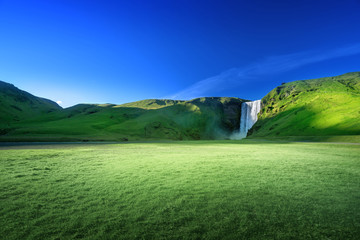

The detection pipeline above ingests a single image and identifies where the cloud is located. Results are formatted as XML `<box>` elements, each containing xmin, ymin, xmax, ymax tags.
<box><xmin>56</xmin><ymin>100</ymin><xmax>62</xmax><ymax>105</ymax></box>
<box><xmin>168</xmin><ymin>43</ymin><xmax>360</xmax><ymax>100</ymax></box>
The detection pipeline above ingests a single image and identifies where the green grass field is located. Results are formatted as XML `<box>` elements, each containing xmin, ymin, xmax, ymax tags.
<box><xmin>1</xmin><ymin>141</ymin><xmax>359</xmax><ymax>239</ymax></box>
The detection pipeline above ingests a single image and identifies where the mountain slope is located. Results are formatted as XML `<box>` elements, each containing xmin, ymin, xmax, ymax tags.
<box><xmin>0</xmin><ymin>95</ymin><xmax>246</xmax><ymax>141</ymax></box>
<box><xmin>0</xmin><ymin>81</ymin><xmax>61</xmax><ymax>125</ymax></box>
<box><xmin>248</xmin><ymin>72</ymin><xmax>360</xmax><ymax>139</ymax></box>
<box><xmin>1</xmin><ymin>72</ymin><xmax>359</xmax><ymax>142</ymax></box>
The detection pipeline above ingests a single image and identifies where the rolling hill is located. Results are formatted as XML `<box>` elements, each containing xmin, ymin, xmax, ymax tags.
<box><xmin>248</xmin><ymin>72</ymin><xmax>360</xmax><ymax>141</ymax></box>
<box><xmin>0</xmin><ymin>81</ymin><xmax>61</xmax><ymax>122</ymax></box>
<box><xmin>0</xmin><ymin>72</ymin><xmax>359</xmax><ymax>142</ymax></box>
<box><xmin>0</xmin><ymin>81</ymin><xmax>61</xmax><ymax>136</ymax></box>
<box><xmin>0</xmin><ymin>92</ymin><xmax>246</xmax><ymax>141</ymax></box>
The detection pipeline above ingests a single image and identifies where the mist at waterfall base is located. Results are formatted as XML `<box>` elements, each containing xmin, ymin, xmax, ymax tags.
<box><xmin>231</xmin><ymin>100</ymin><xmax>261</xmax><ymax>140</ymax></box>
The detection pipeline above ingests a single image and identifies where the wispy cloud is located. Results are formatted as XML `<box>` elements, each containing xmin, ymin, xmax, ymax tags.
<box><xmin>168</xmin><ymin>43</ymin><xmax>360</xmax><ymax>100</ymax></box>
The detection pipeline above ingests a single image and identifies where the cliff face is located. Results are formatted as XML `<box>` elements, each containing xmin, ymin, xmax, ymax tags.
<box><xmin>187</xmin><ymin>97</ymin><xmax>244</xmax><ymax>132</ymax></box>
<box><xmin>248</xmin><ymin>72</ymin><xmax>360</xmax><ymax>137</ymax></box>
<box><xmin>221</xmin><ymin>98</ymin><xmax>243</xmax><ymax>131</ymax></box>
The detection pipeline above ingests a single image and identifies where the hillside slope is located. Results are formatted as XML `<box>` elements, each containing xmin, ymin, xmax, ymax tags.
<box><xmin>1</xmin><ymin>72</ymin><xmax>359</xmax><ymax>142</ymax></box>
<box><xmin>0</xmin><ymin>80</ymin><xmax>61</xmax><ymax>126</ymax></box>
<box><xmin>0</xmin><ymin>93</ymin><xmax>246</xmax><ymax>141</ymax></box>
<box><xmin>248</xmin><ymin>72</ymin><xmax>360</xmax><ymax>139</ymax></box>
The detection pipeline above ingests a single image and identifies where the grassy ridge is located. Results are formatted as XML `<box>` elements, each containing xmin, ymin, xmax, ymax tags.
<box><xmin>1</xmin><ymin>72</ymin><xmax>360</xmax><ymax>142</ymax></box>
<box><xmin>1</xmin><ymin>97</ymin><xmax>245</xmax><ymax>141</ymax></box>
<box><xmin>0</xmin><ymin>81</ymin><xmax>61</xmax><ymax>124</ymax></box>
<box><xmin>1</xmin><ymin>141</ymin><xmax>359</xmax><ymax>239</ymax></box>
<box><xmin>249</xmin><ymin>72</ymin><xmax>360</xmax><ymax>139</ymax></box>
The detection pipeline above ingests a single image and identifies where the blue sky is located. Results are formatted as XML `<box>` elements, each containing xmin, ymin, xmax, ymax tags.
<box><xmin>1</xmin><ymin>0</ymin><xmax>360</xmax><ymax>107</ymax></box>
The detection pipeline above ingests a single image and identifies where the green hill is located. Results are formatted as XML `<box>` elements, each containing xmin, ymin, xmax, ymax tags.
<box><xmin>1</xmin><ymin>72</ymin><xmax>359</xmax><ymax>142</ymax></box>
<box><xmin>0</xmin><ymin>81</ymin><xmax>61</xmax><ymax>122</ymax></box>
<box><xmin>0</xmin><ymin>93</ymin><xmax>246</xmax><ymax>141</ymax></box>
<box><xmin>248</xmin><ymin>72</ymin><xmax>360</xmax><ymax>141</ymax></box>
<box><xmin>0</xmin><ymin>81</ymin><xmax>61</xmax><ymax>135</ymax></box>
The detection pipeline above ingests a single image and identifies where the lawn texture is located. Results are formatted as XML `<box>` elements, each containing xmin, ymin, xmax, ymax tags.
<box><xmin>1</xmin><ymin>141</ymin><xmax>359</xmax><ymax>239</ymax></box>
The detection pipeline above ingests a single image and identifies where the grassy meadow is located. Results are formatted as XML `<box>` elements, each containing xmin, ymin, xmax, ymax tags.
<box><xmin>1</xmin><ymin>140</ymin><xmax>360</xmax><ymax>239</ymax></box>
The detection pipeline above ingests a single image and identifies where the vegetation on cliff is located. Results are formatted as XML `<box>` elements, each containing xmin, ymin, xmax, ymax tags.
<box><xmin>248</xmin><ymin>72</ymin><xmax>360</xmax><ymax>140</ymax></box>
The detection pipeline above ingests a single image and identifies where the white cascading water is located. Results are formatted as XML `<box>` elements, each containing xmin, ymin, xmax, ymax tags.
<box><xmin>235</xmin><ymin>100</ymin><xmax>261</xmax><ymax>139</ymax></box>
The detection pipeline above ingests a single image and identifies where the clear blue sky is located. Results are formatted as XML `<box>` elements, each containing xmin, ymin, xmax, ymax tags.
<box><xmin>1</xmin><ymin>0</ymin><xmax>360</xmax><ymax>107</ymax></box>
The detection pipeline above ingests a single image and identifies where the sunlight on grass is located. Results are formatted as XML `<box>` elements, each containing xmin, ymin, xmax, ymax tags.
<box><xmin>1</xmin><ymin>141</ymin><xmax>359</xmax><ymax>239</ymax></box>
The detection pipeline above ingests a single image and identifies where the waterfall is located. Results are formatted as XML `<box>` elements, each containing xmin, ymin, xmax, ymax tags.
<box><xmin>232</xmin><ymin>100</ymin><xmax>261</xmax><ymax>139</ymax></box>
